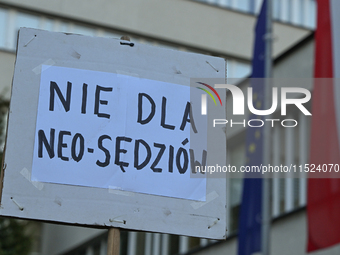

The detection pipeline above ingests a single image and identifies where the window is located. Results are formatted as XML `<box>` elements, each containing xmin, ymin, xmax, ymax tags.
<box><xmin>194</xmin><ymin>0</ymin><xmax>316</xmax><ymax>29</ymax></box>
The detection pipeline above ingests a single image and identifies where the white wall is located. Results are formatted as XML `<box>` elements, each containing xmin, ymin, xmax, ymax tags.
<box><xmin>193</xmin><ymin>210</ymin><xmax>340</xmax><ymax>255</ymax></box>
<box><xmin>41</xmin><ymin>223</ymin><xmax>105</xmax><ymax>255</ymax></box>
<box><xmin>0</xmin><ymin>0</ymin><xmax>311</xmax><ymax>60</ymax></box>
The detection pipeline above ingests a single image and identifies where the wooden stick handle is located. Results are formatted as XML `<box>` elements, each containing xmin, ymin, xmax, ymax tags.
<box><xmin>107</xmin><ymin>228</ymin><xmax>120</xmax><ymax>255</ymax></box>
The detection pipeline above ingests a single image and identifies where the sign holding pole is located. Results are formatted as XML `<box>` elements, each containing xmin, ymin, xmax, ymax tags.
<box><xmin>0</xmin><ymin>28</ymin><xmax>227</xmax><ymax>240</ymax></box>
<box><xmin>108</xmin><ymin>228</ymin><xmax>120</xmax><ymax>255</ymax></box>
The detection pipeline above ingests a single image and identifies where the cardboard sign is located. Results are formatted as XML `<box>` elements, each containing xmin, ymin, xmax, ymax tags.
<box><xmin>0</xmin><ymin>28</ymin><xmax>227</xmax><ymax>239</ymax></box>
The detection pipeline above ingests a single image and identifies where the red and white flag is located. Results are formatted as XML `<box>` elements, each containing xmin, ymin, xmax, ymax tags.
<box><xmin>307</xmin><ymin>0</ymin><xmax>340</xmax><ymax>252</ymax></box>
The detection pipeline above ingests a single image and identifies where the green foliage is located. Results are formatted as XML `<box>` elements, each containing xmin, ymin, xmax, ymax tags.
<box><xmin>0</xmin><ymin>147</ymin><xmax>32</xmax><ymax>254</ymax></box>
<box><xmin>0</xmin><ymin>219</ymin><xmax>32</xmax><ymax>255</ymax></box>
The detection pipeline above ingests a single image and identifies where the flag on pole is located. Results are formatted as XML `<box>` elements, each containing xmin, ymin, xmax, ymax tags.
<box><xmin>238</xmin><ymin>1</ymin><xmax>266</xmax><ymax>254</ymax></box>
<box><xmin>307</xmin><ymin>0</ymin><xmax>340</xmax><ymax>252</ymax></box>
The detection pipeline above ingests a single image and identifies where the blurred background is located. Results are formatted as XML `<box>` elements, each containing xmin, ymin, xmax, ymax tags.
<box><xmin>0</xmin><ymin>0</ymin><xmax>334</xmax><ymax>255</ymax></box>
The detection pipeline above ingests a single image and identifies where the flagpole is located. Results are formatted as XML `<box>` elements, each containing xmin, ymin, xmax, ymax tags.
<box><xmin>262</xmin><ymin>0</ymin><xmax>273</xmax><ymax>254</ymax></box>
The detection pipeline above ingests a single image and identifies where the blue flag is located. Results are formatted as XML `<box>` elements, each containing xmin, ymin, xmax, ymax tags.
<box><xmin>237</xmin><ymin>1</ymin><xmax>267</xmax><ymax>254</ymax></box>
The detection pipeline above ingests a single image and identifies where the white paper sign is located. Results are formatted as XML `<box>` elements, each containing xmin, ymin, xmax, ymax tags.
<box><xmin>32</xmin><ymin>65</ymin><xmax>206</xmax><ymax>201</ymax></box>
